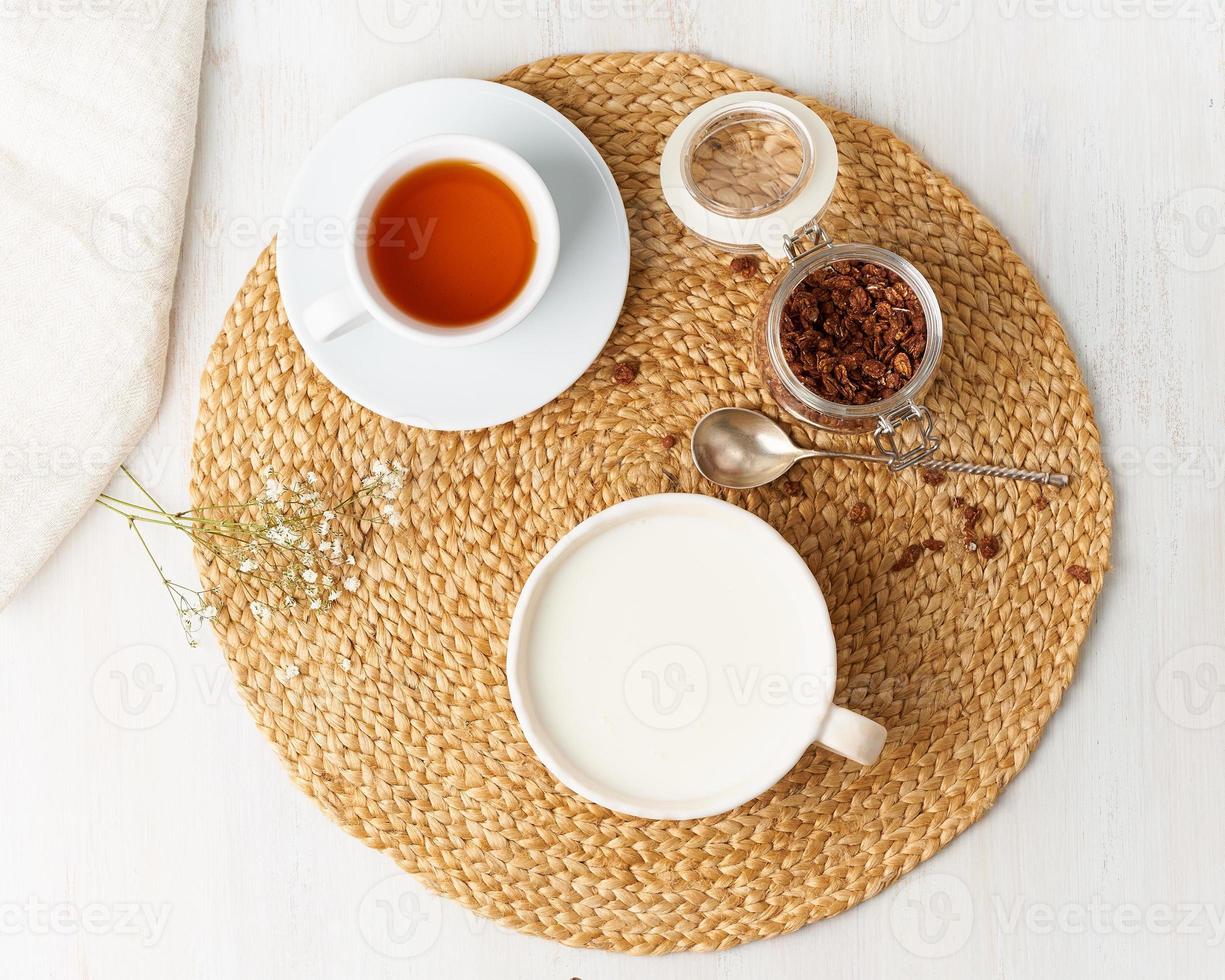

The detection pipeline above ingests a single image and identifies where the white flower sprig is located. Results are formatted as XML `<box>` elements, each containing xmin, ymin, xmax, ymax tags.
<box><xmin>97</xmin><ymin>460</ymin><xmax>407</xmax><ymax>647</ymax></box>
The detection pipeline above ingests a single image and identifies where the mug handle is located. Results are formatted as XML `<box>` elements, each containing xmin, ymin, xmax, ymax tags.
<box><xmin>302</xmin><ymin>286</ymin><xmax>368</xmax><ymax>342</ymax></box>
<box><xmin>815</xmin><ymin>705</ymin><xmax>886</xmax><ymax>765</ymax></box>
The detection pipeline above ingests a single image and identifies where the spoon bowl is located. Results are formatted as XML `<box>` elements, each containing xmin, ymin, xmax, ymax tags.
<box><xmin>691</xmin><ymin>408</ymin><xmax>806</xmax><ymax>489</ymax></box>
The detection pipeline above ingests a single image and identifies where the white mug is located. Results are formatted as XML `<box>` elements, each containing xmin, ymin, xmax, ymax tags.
<box><xmin>302</xmin><ymin>134</ymin><xmax>560</xmax><ymax>348</ymax></box>
<box><xmin>506</xmin><ymin>493</ymin><xmax>887</xmax><ymax>821</ymax></box>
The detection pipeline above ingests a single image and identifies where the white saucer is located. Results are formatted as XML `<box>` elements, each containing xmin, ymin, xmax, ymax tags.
<box><xmin>277</xmin><ymin>78</ymin><xmax>630</xmax><ymax>430</ymax></box>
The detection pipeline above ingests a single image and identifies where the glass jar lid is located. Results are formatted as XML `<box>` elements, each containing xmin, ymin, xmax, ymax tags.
<box><xmin>660</xmin><ymin>92</ymin><xmax>838</xmax><ymax>260</ymax></box>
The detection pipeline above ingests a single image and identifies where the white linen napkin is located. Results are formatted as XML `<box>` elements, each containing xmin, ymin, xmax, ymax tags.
<box><xmin>0</xmin><ymin>0</ymin><xmax>208</xmax><ymax>609</ymax></box>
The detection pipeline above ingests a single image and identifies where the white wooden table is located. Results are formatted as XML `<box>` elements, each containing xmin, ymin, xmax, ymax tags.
<box><xmin>3</xmin><ymin>2</ymin><xmax>1223</xmax><ymax>976</ymax></box>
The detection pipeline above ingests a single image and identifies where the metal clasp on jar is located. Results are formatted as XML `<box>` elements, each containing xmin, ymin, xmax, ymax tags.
<box><xmin>874</xmin><ymin>403</ymin><xmax>940</xmax><ymax>470</ymax></box>
<box><xmin>782</xmin><ymin>222</ymin><xmax>833</xmax><ymax>262</ymax></box>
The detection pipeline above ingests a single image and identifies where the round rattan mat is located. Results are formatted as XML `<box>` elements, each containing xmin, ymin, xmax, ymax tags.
<box><xmin>191</xmin><ymin>53</ymin><xmax>1112</xmax><ymax>954</ymax></box>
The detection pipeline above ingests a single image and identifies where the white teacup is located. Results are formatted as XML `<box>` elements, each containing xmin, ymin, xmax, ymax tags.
<box><xmin>302</xmin><ymin>134</ymin><xmax>560</xmax><ymax>348</ymax></box>
<box><xmin>507</xmin><ymin>494</ymin><xmax>887</xmax><ymax>821</ymax></box>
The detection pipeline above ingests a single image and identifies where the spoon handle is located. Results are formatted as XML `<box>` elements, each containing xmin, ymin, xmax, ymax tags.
<box><xmin>919</xmin><ymin>459</ymin><xmax>1070</xmax><ymax>487</ymax></box>
<box><xmin>801</xmin><ymin>449</ymin><xmax>1070</xmax><ymax>487</ymax></box>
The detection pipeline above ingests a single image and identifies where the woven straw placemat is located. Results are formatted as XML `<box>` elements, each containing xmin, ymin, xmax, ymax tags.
<box><xmin>190</xmin><ymin>53</ymin><xmax>1112</xmax><ymax>954</ymax></box>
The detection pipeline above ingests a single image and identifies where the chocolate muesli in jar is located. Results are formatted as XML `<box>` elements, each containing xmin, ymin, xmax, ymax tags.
<box><xmin>661</xmin><ymin>92</ymin><xmax>944</xmax><ymax>469</ymax></box>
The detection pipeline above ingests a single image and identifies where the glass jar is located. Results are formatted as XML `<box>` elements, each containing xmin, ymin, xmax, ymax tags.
<box><xmin>661</xmin><ymin>92</ymin><xmax>944</xmax><ymax>469</ymax></box>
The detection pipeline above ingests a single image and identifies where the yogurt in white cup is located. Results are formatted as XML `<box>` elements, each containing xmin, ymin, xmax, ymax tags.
<box><xmin>507</xmin><ymin>493</ymin><xmax>886</xmax><ymax>820</ymax></box>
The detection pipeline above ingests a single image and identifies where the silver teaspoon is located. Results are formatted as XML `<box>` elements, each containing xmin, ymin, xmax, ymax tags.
<box><xmin>691</xmin><ymin>408</ymin><xmax>1071</xmax><ymax>490</ymax></box>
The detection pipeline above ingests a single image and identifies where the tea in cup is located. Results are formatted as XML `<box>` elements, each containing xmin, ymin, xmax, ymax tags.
<box><xmin>303</xmin><ymin>134</ymin><xmax>560</xmax><ymax>347</ymax></box>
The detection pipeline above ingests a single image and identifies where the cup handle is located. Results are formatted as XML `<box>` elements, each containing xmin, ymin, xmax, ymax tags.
<box><xmin>301</xmin><ymin>286</ymin><xmax>368</xmax><ymax>342</ymax></box>
<box><xmin>815</xmin><ymin>705</ymin><xmax>886</xmax><ymax>766</ymax></box>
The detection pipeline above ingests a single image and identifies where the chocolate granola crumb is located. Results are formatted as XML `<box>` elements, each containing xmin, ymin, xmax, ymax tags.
<box><xmin>849</xmin><ymin>502</ymin><xmax>871</xmax><ymax>525</ymax></box>
<box><xmin>978</xmin><ymin>535</ymin><xmax>1001</xmax><ymax>560</ymax></box>
<box><xmin>921</xmin><ymin>468</ymin><xmax>948</xmax><ymax>486</ymax></box>
<box><xmin>1067</xmin><ymin>564</ymin><xmax>1092</xmax><ymax>584</ymax></box>
<box><xmin>960</xmin><ymin>503</ymin><xmax>984</xmax><ymax>547</ymax></box>
<box><xmin>1034</xmin><ymin>494</ymin><xmax>1050</xmax><ymax>510</ymax></box>
<box><xmin>953</xmin><ymin>496</ymin><xmax>968</xmax><ymax>509</ymax></box>
<box><xmin>891</xmin><ymin>543</ymin><xmax>924</xmax><ymax>571</ymax></box>
<box><xmin>660</xmin><ymin>434</ymin><xmax>677</xmax><ymax>450</ymax></box>
<box><xmin>730</xmin><ymin>254</ymin><xmax>760</xmax><ymax>279</ymax></box>
<box><xmin>922</xmin><ymin>538</ymin><xmax>946</xmax><ymax>551</ymax></box>
<box><xmin>612</xmin><ymin>361</ymin><xmax>639</xmax><ymax>385</ymax></box>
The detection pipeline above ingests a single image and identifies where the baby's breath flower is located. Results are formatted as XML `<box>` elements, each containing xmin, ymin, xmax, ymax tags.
<box><xmin>339</xmin><ymin>657</ymin><xmax>351</xmax><ymax>671</ymax></box>
<box><xmin>379</xmin><ymin>501</ymin><xmax>402</xmax><ymax>527</ymax></box>
<box><xmin>275</xmin><ymin>663</ymin><xmax>300</xmax><ymax>683</ymax></box>
<box><xmin>265</xmin><ymin>525</ymin><xmax>298</xmax><ymax>547</ymax></box>
<box><xmin>101</xmin><ymin>460</ymin><xmax>403</xmax><ymax>646</ymax></box>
